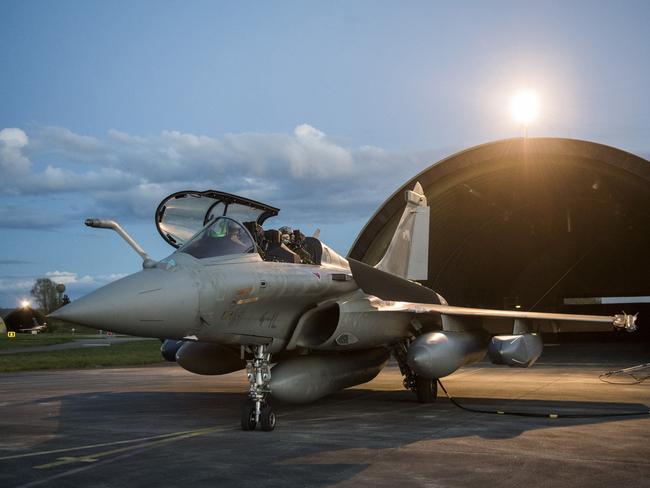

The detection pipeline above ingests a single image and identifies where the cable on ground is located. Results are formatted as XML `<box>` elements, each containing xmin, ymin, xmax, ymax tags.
<box><xmin>599</xmin><ymin>363</ymin><xmax>650</xmax><ymax>385</ymax></box>
<box><xmin>437</xmin><ymin>379</ymin><xmax>649</xmax><ymax>419</ymax></box>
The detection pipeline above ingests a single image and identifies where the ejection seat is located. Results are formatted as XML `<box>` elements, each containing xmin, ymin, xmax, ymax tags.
<box><xmin>264</xmin><ymin>230</ymin><xmax>301</xmax><ymax>263</ymax></box>
<box><xmin>243</xmin><ymin>221</ymin><xmax>267</xmax><ymax>255</ymax></box>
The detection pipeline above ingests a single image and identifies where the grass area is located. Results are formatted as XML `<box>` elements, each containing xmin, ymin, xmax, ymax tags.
<box><xmin>0</xmin><ymin>335</ymin><xmax>75</xmax><ymax>350</ymax></box>
<box><xmin>0</xmin><ymin>339</ymin><xmax>164</xmax><ymax>373</ymax></box>
<box><xmin>0</xmin><ymin>332</ymin><xmax>107</xmax><ymax>350</ymax></box>
<box><xmin>47</xmin><ymin>321</ymin><xmax>100</xmax><ymax>335</ymax></box>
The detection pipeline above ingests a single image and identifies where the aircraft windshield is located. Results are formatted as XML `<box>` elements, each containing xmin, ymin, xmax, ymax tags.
<box><xmin>180</xmin><ymin>217</ymin><xmax>255</xmax><ymax>259</ymax></box>
<box><xmin>156</xmin><ymin>190</ymin><xmax>279</xmax><ymax>249</ymax></box>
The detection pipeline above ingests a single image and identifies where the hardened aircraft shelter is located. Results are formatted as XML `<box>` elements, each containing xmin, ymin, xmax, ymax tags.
<box><xmin>350</xmin><ymin>138</ymin><xmax>650</xmax><ymax>337</ymax></box>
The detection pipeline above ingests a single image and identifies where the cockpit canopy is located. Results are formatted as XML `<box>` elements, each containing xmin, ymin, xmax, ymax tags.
<box><xmin>156</xmin><ymin>189</ymin><xmax>348</xmax><ymax>268</ymax></box>
<box><xmin>156</xmin><ymin>190</ymin><xmax>279</xmax><ymax>248</ymax></box>
<box><xmin>180</xmin><ymin>217</ymin><xmax>255</xmax><ymax>259</ymax></box>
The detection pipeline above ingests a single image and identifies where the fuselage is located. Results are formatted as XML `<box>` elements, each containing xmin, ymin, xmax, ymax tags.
<box><xmin>178</xmin><ymin>251</ymin><xmax>357</xmax><ymax>351</ymax></box>
<box><xmin>52</xmin><ymin>248</ymin><xmax>357</xmax><ymax>352</ymax></box>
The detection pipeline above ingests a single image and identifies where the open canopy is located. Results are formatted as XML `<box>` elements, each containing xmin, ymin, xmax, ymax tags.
<box><xmin>155</xmin><ymin>190</ymin><xmax>279</xmax><ymax>248</ymax></box>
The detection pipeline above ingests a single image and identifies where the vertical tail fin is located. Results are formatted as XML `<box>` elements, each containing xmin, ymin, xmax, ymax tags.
<box><xmin>375</xmin><ymin>182</ymin><xmax>430</xmax><ymax>280</ymax></box>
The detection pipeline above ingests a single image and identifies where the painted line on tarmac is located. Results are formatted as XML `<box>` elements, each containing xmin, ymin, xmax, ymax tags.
<box><xmin>0</xmin><ymin>426</ymin><xmax>226</xmax><ymax>462</ymax></box>
<box><xmin>3</xmin><ymin>385</ymin><xmax>419</xmax><ymax>465</ymax></box>
<box><xmin>14</xmin><ymin>427</ymin><xmax>236</xmax><ymax>488</ymax></box>
<box><xmin>32</xmin><ymin>425</ymin><xmax>231</xmax><ymax>470</ymax></box>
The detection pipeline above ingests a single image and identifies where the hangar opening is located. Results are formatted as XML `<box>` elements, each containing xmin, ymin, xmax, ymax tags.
<box><xmin>350</xmin><ymin>138</ymin><xmax>650</xmax><ymax>339</ymax></box>
<box><xmin>3</xmin><ymin>306</ymin><xmax>47</xmax><ymax>333</ymax></box>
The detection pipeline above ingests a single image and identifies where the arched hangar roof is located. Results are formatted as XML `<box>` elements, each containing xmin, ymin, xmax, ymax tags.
<box><xmin>349</xmin><ymin>138</ymin><xmax>650</xmax><ymax>325</ymax></box>
<box><xmin>4</xmin><ymin>307</ymin><xmax>46</xmax><ymax>332</ymax></box>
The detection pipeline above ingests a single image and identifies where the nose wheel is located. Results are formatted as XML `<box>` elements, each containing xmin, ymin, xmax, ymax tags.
<box><xmin>241</xmin><ymin>401</ymin><xmax>257</xmax><ymax>431</ymax></box>
<box><xmin>242</xmin><ymin>345</ymin><xmax>276</xmax><ymax>431</ymax></box>
<box><xmin>259</xmin><ymin>404</ymin><xmax>276</xmax><ymax>431</ymax></box>
<box><xmin>241</xmin><ymin>401</ymin><xmax>276</xmax><ymax>431</ymax></box>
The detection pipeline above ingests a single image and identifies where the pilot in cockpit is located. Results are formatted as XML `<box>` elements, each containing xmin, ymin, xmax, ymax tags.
<box><xmin>227</xmin><ymin>224</ymin><xmax>249</xmax><ymax>249</ymax></box>
<box><xmin>182</xmin><ymin>217</ymin><xmax>255</xmax><ymax>259</ymax></box>
<box><xmin>209</xmin><ymin>219</ymin><xmax>250</xmax><ymax>249</ymax></box>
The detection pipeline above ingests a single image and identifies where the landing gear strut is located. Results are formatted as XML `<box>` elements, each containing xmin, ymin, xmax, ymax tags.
<box><xmin>241</xmin><ymin>345</ymin><xmax>276</xmax><ymax>431</ymax></box>
<box><xmin>393</xmin><ymin>342</ymin><xmax>438</xmax><ymax>404</ymax></box>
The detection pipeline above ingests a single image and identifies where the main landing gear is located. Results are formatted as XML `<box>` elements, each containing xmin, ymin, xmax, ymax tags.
<box><xmin>393</xmin><ymin>342</ymin><xmax>438</xmax><ymax>403</ymax></box>
<box><xmin>241</xmin><ymin>345</ymin><xmax>276</xmax><ymax>431</ymax></box>
<box><xmin>414</xmin><ymin>376</ymin><xmax>438</xmax><ymax>403</ymax></box>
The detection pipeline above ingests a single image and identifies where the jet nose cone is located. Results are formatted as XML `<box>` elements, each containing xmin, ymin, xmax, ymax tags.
<box><xmin>50</xmin><ymin>268</ymin><xmax>199</xmax><ymax>337</ymax></box>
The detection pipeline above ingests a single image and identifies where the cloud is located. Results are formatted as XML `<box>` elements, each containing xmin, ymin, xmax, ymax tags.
<box><xmin>0</xmin><ymin>277</ymin><xmax>35</xmax><ymax>294</ymax></box>
<box><xmin>0</xmin><ymin>128</ymin><xmax>31</xmax><ymax>175</ymax></box>
<box><xmin>33</xmin><ymin>126</ymin><xmax>106</xmax><ymax>164</ymax></box>
<box><xmin>286</xmin><ymin>124</ymin><xmax>354</xmax><ymax>179</ymax></box>
<box><xmin>45</xmin><ymin>270</ymin><xmax>127</xmax><ymax>287</ymax></box>
<box><xmin>45</xmin><ymin>270</ymin><xmax>93</xmax><ymax>285</ymax></box>
<box><xmin>0</xmin><ymin>271</ymin><xmax>127</xmax><ymax>307</ymax></box>
<box><xmin>0</xmin><ymin>124</ymin><xmax>440</xmax><ymax>228</ymax></box>
<box><xmin>93</xmin><ymin>181</ymin><xmax>183</xmax><ymax>219</ymax></box>
<box><xmin>35</xmin><ymin>165</ymin><xmax>138</xmax><ymax>193</ymax></box>
<box><xmin>0</xmin><ymin>206</ymin><xmax>66</xmax><ymax>229</ymax></box>
<box><xmin>0</xmin><ymin>271</ymin><xmax>126</xmax><ymax>292</ymax></box>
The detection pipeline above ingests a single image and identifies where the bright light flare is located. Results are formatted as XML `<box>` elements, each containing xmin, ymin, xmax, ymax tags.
<box><xmin>510</xmin><ymin>89</ymin><xmax>539</xmax><ymax>126</ymax></box>
<box><xmin>20</xmin><ymin>299</ymin><xmax>31</xmax><ymax>309</ymax></box>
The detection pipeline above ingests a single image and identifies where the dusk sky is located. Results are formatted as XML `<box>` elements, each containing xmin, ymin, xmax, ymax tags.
<box><xmin>1</xmin><ymin>0</ymin><xmax>649</xmax><ymax>307</ymax></box>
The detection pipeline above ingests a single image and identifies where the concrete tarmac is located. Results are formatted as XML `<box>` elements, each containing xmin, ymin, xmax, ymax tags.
<box><xmin>0</xmin><ymin>343</ymin><xmax>649</xmax><ymax>488</ymax></box>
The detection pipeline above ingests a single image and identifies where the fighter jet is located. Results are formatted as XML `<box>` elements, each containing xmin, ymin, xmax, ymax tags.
<box><xmin>51</xmin><ymin>184</ymin><xmax>637</xmax><ymax>431</ymax></box>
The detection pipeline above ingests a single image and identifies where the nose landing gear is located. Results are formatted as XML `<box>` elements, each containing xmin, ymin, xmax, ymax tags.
<box><xmin>241</xmin><ymin>345</ymin><xmax>276</xmax><ymax>431</ymax></box>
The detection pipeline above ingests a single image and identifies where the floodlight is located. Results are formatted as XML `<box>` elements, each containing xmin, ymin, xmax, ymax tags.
<box><xmin>510</xmin><ymin>89</ymin><xmax>539</xmax><ymax>128</ymax></box>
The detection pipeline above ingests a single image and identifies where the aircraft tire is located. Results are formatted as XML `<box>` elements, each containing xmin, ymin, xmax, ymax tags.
<box><xmin>415</xmin><ymin>376</ymin><xmax>438</xmax><ymax>403</ymax></box>
<box><xmin>241</xmin><ymin>403</ymin><xmax>257</xmax><ymax>431</ymax></box>
<box><xmin>260</xmin><ymin>405</ymin><xmax>276</xmax><ymax>431</ymax></box>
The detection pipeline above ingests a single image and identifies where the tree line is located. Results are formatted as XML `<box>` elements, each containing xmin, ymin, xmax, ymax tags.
<box><xmin>30</xmin><ymin>278</ymin><xmax>67</xmax><ymax>314</ymax></box>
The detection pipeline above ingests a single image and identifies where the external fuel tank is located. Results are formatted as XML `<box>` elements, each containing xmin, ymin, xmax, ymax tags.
<box><xmin>269</xmin><ymin>348</ymin><xmax>389</xmax><ymax>403</ymax></box>
<box><xmin>407</xmin><ymin>331</ymin><xmax>488</xmax><ymax>379</ymax></box>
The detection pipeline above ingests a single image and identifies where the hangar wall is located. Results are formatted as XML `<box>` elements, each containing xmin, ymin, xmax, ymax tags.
<box><xmin>349</xmin><ymin>138</ymin><xmax>650</xmax><ymax>337</ymax></box>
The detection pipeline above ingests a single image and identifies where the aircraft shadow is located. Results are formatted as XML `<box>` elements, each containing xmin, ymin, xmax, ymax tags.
<box><xmin>2</xmin><ymin>387</ymin><xmax>648</xmax><ymax>488</ymax></box>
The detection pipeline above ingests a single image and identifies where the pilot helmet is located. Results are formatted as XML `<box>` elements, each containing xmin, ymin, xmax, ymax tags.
<box><xmin>279</xmin><ymin>226</ymin><xmax>293</xmax><ymax>244</ymax></box>
<box><xmin>208</xmin><ymin>219</ymin><xmax>229</xmax><ymax>238</ymax></box>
